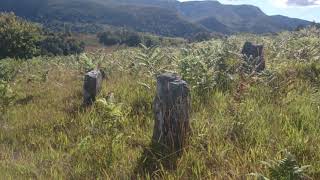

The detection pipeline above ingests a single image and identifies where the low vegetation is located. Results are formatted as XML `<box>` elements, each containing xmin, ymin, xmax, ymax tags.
<box><xmin>0</xmin><ymin>26</ymin><xmax>320</xmax><ymax>179</ymax></box>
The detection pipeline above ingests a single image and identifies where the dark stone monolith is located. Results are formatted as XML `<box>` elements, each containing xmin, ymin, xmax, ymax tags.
<box><xmin>241</xmin><ymin>42</ymin><xmax>265</xmax><ymax>72</ymax></box>
<box><xmin>83</xmin><ymin>70</ymin><xmax>102</xmax><ymax>106</ymax></box>
<box><xmin>152</xmin><ymin>73</ymin><xmax>190</xmax><ymax>155</ymax></box>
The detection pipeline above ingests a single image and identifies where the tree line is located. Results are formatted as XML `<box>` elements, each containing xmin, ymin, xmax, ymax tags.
<box><xmin>0</xmin><ymin>13</ymin><xmax>84</xmax><ymax>60</ymax></box>
<box><xmin>97</xmin><ymin>29</ymin><xmax>188</xmax><ymax>47</ymax></box>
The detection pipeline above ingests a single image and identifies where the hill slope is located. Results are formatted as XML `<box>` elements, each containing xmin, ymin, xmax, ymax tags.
<box><xmin>0</xmin><ymin>0</ymin><xmax>312</xmax><ymax>36</ymax></box>
<box><xmin>178</xmin><ymin>1</ymin><xmax>311</xmax><ymax>34</ymax></box>
<box><xmin>0</xmin><ymin>0</ymin><xmax>206</xmax><ymax>37</ymax></box>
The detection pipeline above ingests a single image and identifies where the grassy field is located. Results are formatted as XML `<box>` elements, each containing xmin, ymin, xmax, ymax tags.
<box><xmin>1</xmin><ymin>28</ymin><xmax>320</xmax><ymax>179</ymax></box>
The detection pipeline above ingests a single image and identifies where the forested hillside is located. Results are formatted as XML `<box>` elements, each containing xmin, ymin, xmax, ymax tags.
<box><xmin>0</xmin><ymin>0</ymin><xmax>206</xmax><ymax>37</ymax></box>
<box><xmin>0</xmin><ymin>0</ymin><xmax>312</xmax><ymax>37</ymax></box>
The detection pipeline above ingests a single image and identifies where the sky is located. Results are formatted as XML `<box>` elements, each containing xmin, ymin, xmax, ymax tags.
<box><xmin>180</xmin><ymin>0</ymin><xmax>320</xmax><ymax>22</ymax></box>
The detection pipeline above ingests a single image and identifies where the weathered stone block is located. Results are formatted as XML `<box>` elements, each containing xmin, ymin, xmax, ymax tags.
<box><xmin>153</xmin><ymin>73</ymin><xmax>190</xmax><ymax>154</ymax></box>
<box><xmin>241</xmin><ymin>42</ymin><xmax>265</xmax><ymax>72</ymax></box>
<box><xmin>83</xmin><ymin>70</ymin><xmax>102</xmax><ymax>106</ymax></box>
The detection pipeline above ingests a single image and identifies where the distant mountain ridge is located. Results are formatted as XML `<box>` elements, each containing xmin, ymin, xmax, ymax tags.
<box><xmin>0</xmin><ymin>0</ymin><xmax>312</xmax><ymax>37</ymax></box>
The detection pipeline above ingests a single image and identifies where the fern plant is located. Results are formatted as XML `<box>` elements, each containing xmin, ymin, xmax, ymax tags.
<box><xmin>250</xmin><ymin>151</ymin><xmax>311</xmax><ymax>180</ymax></box>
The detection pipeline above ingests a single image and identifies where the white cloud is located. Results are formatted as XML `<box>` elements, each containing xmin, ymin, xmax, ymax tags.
<box><xmin>272</xmin><ymin>0</ymin><xmax>320</xmax><ymax>7</ymax></box>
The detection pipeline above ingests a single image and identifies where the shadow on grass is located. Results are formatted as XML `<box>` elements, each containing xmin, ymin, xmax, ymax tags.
<box><xmin>15</xmin><ymin>95</ymin><xmax>36</xmax><ymax>105</ymax></box>
<box><xmin>133</xmin><ymin>141</ymin><xmax>182</xmax><ymax>178</ymax></box>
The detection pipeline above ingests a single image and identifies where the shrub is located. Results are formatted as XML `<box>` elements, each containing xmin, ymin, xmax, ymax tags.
<box><xmin>0</xmin><ymin>13</ymin><xmax>42</xmax><ymax>59</ymax></box>
<box><xmin>125</xmin><ymin>33</ymin><xmax>142</xmax><ymax>47</ymax></box>
<box><xmin>40</xmin><ymin>34</ymin><xmax>85</xmax><ymax>56</ymax></box>
<box><xmin>0</xmin><ymin>59</ymin><xmax>20</xmax><ymax>81</ymax></box>
<box><xmin>98</xmin><ymin>31</ymin><xmax>121</xmax><ymax>46</ymax></box>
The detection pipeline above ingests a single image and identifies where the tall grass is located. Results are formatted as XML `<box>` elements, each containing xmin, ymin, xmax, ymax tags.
<box><xmin>0</xmin><ymin>28</ymin><xmax>320</xmax><ymax>179</ymax></box>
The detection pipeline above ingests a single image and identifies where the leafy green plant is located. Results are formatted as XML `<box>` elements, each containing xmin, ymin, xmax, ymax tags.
<box><xmin>131</xmin><ymin>44</ymin><xmax>175</xmax><ymax>78</ymax></box>
<box><xmin>179</xmin><ymin>41</ymin><xmax>238</xmax><ymax>95</ymax></box>
<box><xmin>94</xmin><ymin>98</ymin><xmax>123</xmax><ymax>123</ymax></box>
<box><xmin>77</xmin><ymin>51</ymin><xmax>117</xmax><ymax>76</ymax></box>
<box><xmin>77</xmin><ymin>53</ymin><xmax>96</xmax><ymax>72</ymax></box>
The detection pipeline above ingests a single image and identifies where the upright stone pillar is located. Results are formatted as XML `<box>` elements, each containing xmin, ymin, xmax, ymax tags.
<box><xmin>153</xmin><ymin>73</ymin><xmax>190</xmax><ymax>154</ymax></box>
<box><xmin>241</xmin><ymin>42</ymin><xmax>265</xmax><ymax>72</ymax></box>
<box><xmin>83</xmin><ymin>70</ymin><xmax>102</xmax><ymax>106</ymax></box>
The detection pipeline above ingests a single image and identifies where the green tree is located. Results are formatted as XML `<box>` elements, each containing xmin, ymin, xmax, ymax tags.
<box><xmin>0</xmin><ymin>13</ymin><xmax>42</xmax><ymax>59</ymax></box>
<box><xmin>98</xmin><ymin>29</ymin><xmax>143</xmax><ymax>47</ymax></box>
<box><xmin>39</xmin><ymin>34</ymin><xmax>85</xmax><ymax>56</ymax></box>
<box><xmin>98</xmin><ymin>31</ymin><xmax>121</xmax><ymax>46</ymax></box>
<box><xmin>125</xmin><ymin>32</ymin><xmax>142</xmax><ymax>47</ymax></box>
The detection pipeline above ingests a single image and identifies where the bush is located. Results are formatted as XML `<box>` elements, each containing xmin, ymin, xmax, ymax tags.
<box><xmin>98</xmin><ymin>29</ymin><xmax>142</xmax><ymax>47</ymax></box>
<box><xmin>0</xmin><ymin>13</ymin><xmax>42</xmax><ymax>59</ymax></box>
<box><xmin>125</xmin><ymin>33</ymin><xmax>142</xmax><ymax>47</ymax></box>
<box><xmin>98</xmin><ymin>31</ymin><xmax>121</xmax><ymax>46</ymax></box>
<box><xmin>0</xmin><ymin>13</ymin><xmax>85</xmax><ymax>59</ymax></box>
<box><xmin>0</xmin><ymin>59</ymin><xmax>20</xmax><ymax>81</ymax></box>
<box><xmin>40</xmin><ymin>34</ymin><xmax>85</xmax><ymax>56</ymax></box>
